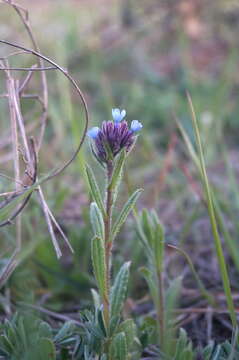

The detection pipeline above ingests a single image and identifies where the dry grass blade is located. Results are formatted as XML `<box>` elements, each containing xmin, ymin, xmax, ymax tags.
<box><xmin>37</xmin><ymin>186</ymin><xmax>74</xmax><ymax>256</ymax></box>
<box><xmin>2</xmin><ymin>0</ymin><xmax>49</xmax><ymax>151</ymax></box>
<box><xmin>37</xmin><ymin>187</ymin><xmax>62</xmax><ymax>259</ymax></box>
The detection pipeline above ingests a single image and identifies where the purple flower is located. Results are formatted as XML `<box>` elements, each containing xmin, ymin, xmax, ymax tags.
<box><xmin>112</xmin><ymin>108</ymin><xmax>126</xmax><ymax>123</ymax></box>
<box><xmin>88</xmin><ymin>109</ymin><xmax>142</xmax><ymax>164</ymax></box>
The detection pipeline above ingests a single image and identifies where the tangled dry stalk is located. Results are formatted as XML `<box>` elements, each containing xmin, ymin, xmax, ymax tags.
<box><xmin>0</xmin><ymin>0</ymin><xmax>89</xmax><ymax>286</ymax></box>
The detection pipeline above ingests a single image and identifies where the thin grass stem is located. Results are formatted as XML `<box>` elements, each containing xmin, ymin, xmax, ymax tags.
<box><xmin>187</xmin><ymin>93</ymin><xmax>237</xmax><ymax>328</ymax></box>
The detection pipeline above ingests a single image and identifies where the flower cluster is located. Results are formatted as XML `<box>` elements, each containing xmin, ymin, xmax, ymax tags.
<box><xmin>87</xmin><ymin>108</ymin><xmax>142</xmax><ymax>163</ymax></box>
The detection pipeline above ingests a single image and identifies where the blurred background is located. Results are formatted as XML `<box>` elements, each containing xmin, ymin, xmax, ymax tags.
<box><xmin>1</xmin><ymin>0</ymin><xmax>239</xmax><ymax>348</ymax></box>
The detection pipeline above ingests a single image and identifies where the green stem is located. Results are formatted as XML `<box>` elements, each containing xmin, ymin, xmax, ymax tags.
<box><xmin>103</xmin><ymin>161</ymin><xmax>113</xmax><ymax>327</ymax></box>
<box><xmin>157</xmin><ymin>268</ymin><xmax>165</xmax><ymax>350</ymax></box>
<box><xmin>188</xmin><ymin>93</ymin><xmax>237</xmax><ymax>328</ymax></box>
<box><xmin>167</xmin><ymin>244</ymin><xmax>215</xmax><ymax>306</ymax></box>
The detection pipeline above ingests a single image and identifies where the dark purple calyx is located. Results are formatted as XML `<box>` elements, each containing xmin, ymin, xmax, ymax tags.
<box><xmin>93</xmin><ymin>121</ymin><xmax>135</xmax><ymax>163</ymax></box>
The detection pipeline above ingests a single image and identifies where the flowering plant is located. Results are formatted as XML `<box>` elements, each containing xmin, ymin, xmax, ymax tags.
<box><xmin>84</xmin><ymin>108</ymin><xmax>143</xmax><ymax>358</ymax></box>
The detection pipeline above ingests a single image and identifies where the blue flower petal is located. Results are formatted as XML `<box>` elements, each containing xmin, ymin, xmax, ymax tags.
<box><xmin>112</xmin><ymin>108</ymin><xmax>126</xmax><ymax>123</ymax></box>
<box><xmin>87</xmin><ymin>127</ymin><xmax>100</xmax><ymax>139</ymax></box>
<box><xmin>130</xmin><ymin>120</ymin><xmax>143</xmax><ymax>132</ymax></box>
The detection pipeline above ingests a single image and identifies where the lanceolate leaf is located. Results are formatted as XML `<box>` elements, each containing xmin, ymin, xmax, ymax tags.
<box><xmin>153</xmin><ymin>222</ymin><xmax>165</xmax><ymax>271</ymax></box>
<box><xmin>108</xmin><ymin>150</ymin><xmax>126</xmax><ymax>191</ymax></box>
<box><xmin>85</xmin><ymin>165</ymin><xmax>106</xmax><ymax>218</ymax></box>
<box><xmin>118</xmin><ymin>319</ymin><xmax>137</xmax><ymax>350</ymax></box>
<box><xmin>110</xmin><ymin>262</ymin><xmax>130</xmax><ymax>318</ymax></box>
<box><xmin>112</xmin><ymin>189</ymin><xmax>143</xmax><ymax>241</ymax></box>
<box><xmin>139</xmin><ymin>267</ymin><xmax>158</xmax><ymax>306</ymax></box>
<box><xmin>91</xmin><ymin>288</ymin><xmax>101</xmax><ymax>310</ymax></box>
<box><xmin>141</xmin><ymin>209</ymin><xmax>154</xmax><ymax>248</ymax></box>
<box><xmin>109</xmin><ymin>316</ymin><xmax>120</xmax><ymax>337</ymax></box>
<box><xmin>135</xmin><ymin>218</ymin><xmax>153</xmax><ymax>259</ymax></box>
<box><xmin>91</xmin><ymin>236</ymin><xmax>107</xmax><ymax>299</ymax></box>
<box><xmin>34</xmin><ymin>338</ymin><xmax>56</xmax><ymax>360</ymax></box>
<box><xmin>111</xmin><ymin>332</ymin><xmax>127</xmax><ymax>360</ymax></box>
<box><xmin>53</xmin><ymin>321</ymin><xmax>75</xmax><ymax>345</ymax></box>
<box><xmin>174</xmin><ymin>329</ymin><xmax>194</xmax><ymax>360</ymax></box>
<box><xmin>90</xmin><ymin>202</ymin><xmax>105</xmax><ymax>239</ymax></box>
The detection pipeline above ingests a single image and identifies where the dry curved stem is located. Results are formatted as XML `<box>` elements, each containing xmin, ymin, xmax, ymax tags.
<box><xmin>0</xmin><ymin>39</ymin><xmax>89</xmax><ymax>181</ymax></box>
<box><xmin>2</xmin><ymin>0</ymin><xmax>49</xmax><ymax>150</ymax></box>
<box><xmin>167</xmin><ymin>244</ymin><xmax>215</xmax><ymax>306</ymax></box>
<box><xmin>0</xmin><ymin>39</ymin><xmax>89</xmax><ymax>222</ymax></box>
<box><xmin>0</xmin><ymin>66</ymin><xmax>57</xmax><ymax>71</ymax></box>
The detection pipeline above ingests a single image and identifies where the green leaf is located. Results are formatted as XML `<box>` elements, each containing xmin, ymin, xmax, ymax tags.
<box><xmin>109</xmin><ymin>316</ymin><xmax>120</xmax><ymax>336</ymax></box>
<box><xmin>90</xmin><ymin>202</ymin><xmax>104</xmax><ymax>239</ymax></box>
<box><xmin>141</xmin><ymin>209</ymin><xmax>154</xmax><ymax>248</ymax></box>
<box><xmin>97</xmin><ymin>308</ymin><xmax>107</xmax><ymax>337</ymax></box>
<box><xmin>202</xmin><ymin>342</ymin><xmax>215</xmax><ymax>360</ymax></box>
<box><xmin>110</xmin><ymin>262</ymin><xmax>130</xmax><ymax>317</ymax></box>
<box><xmin>174</xmin><ymin>328</ymin><xmax>193</xmax><ymax>359</ymax></box>
<box><xmin>165</xmin><ymin>276</ymin><xmax>182</xmax><ymax>328</ymax></box>
<box><xmin>85</xmin><ymin>165</ymin><xmax>106</xmax><ymax>218</ymax></box>
<box><xmin>0</xmin><ymin>335</ymin><xmax>14</xmax><ymax>355</ymax></box>
<box><xmin>91</xmin><ymin>288</ymin><xmax>101</xmax><ymax>310</ymax></box>
<box><xmin>53</xmin><ymin>321</ymin><xmax>75</xmax><ymax>344</ymax></box>
<box><xmin>111</xmin><ymin>332</ymin><xmax>128</xmax><ymax>360</ymax></box>
<box><xmin>153</xmin><ymin>221</ymin><xmax>164</xmax><ymax>271</ymax></box>
<box><xmin>32</xmin><ymin>337</ymin><xmax>56</xmax><ymax>360</ymax></box>
<box><xmin>135</xmin><ymin>217</ymin><xmax>153</xmax><ymax>259</ymax></box>
<box><xmin>38</xmin><ymin>322</ymin><xmax>52</xmax><ymax>339</ymax></box>
<box><xmin>138</xmin><ymin>209</ymin><xmax>165</xmax><ymax>269</ymax></box>
<box><xmin>139</xmin><ymin>267</ymin><xmax>158</xmax><ymax>306</ymax></box>
<box><xmin>112</xmin><ymin>189</ymin><xmax>143</xmax><ymax>241</ymax></box>
<box><xmin>91</xmin><ymin>236</ymin><xmax>107</xmax><ymax>299</ymax></box>
<box><xmin>118</xmin><ymin>319</ymin><xmax>137</xmax><ymax>350</ymax></box>
<box><xmin>108</xmin><ymin>150</ymin><xmax>126</xmax><ymax>191</ymax></box>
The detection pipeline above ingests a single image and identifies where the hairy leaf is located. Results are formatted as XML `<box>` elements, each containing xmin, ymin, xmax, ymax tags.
<box><xmin>112</xmin><ymin>189</ymin><xmax>143</xmax><ymax>241</ymax></box>
<box><xmin>110</xmin><ymin>332</ymin><xmax>127</xmax><ymax>360</ymax></box>
<box><xmin>86</xmin><ymin>165</ymin><xmax>106</xmax><ymax>218</ymax></box>
<box><xmin>110</xmin><ymin>262</ymin><xmax>130</xmax><ymax>317</ymax></box>
<box><xmin>90</xmin><ymin>202</ymin><xmax>104</xmax><ymax>239</ymax></box>
<box><xmin>91</xmin><ymin>236</ymin><xmax>107</xmax><ymax>299</ymax></box>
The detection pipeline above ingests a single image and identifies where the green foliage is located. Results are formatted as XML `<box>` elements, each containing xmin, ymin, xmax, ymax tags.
<box><xmin>85</xmin><ymin>165</ymin><xmax>106</xmax><ymax>219</ymax></box>
<box><xmin>139</xmin><ymin>209</ymin><xmax>165</xmax><ymax>270</ymax></box>
<box><xmin>202</xmin><ymin>339</ymin><xmax>239</xmax><ymax>360</ymax></box>
<box><xmin>108</xmin><ymin>150</ymin><xmax>126</xmax><ymax>192</ymax></box>
<box><xmin>90</xmin><ymin>202</ymin><xmax>104</xmax><ymax>239</ymax></box>
<box><xmin>110</xmin><ymin>332</ymin><xmax>127</xmax><ymax>360</ymax></box>
<box><xmin>173</xmin><ymin>328</ymin><xmax>194</xmax><ymax>360</ymax></box>
<box><xmin>110</xmin><ymin>262</ymin><xmax>130</xmax><ymax>318</ymax></box>
<box><xmin>91</xmin><ymin>236</ymin><xmax>107</xmax><ymax>300</ymax></box>
<box><xmin>118</xmin><ymin>319</ymin><xmax>137</xmax><ymax>351</ymax></box>
<box><xmin>78</xmin><ymin>304</ymin><xmax>139</xmax><ymax>359</ymax></box>
<box><xmin>139</xmin><ymin>267</ymin><xmax>158</xmax><ymax>305</ymax></box>
<box><xmin>0</xmin><ymin>314</ymin><xmax>76</xmax><ymax>360</ymax></box>
<box><xmin>76</xmin><ymin>308</ymin><xmax>107</xmax><ymax>357</ymax></box>
<box><xmin>112</xmin><ymin>189</ymin><xmax>143</xmax><ymax>241</ymax></box>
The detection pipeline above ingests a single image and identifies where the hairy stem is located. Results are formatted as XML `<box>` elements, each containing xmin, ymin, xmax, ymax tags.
<box><xmin>157</xmin><ymin>268</ymin><xmax>165</xmax><ymax>350</ymax></box>
<box><xmin>103</xmin><ymin>161</ymin><xmax>114</xmax><ymax>327</ymax></box>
